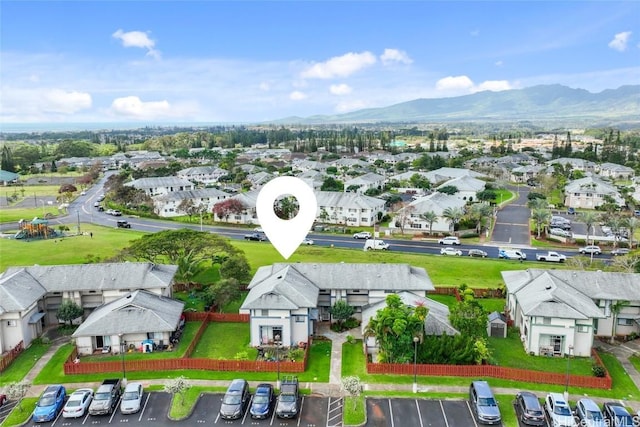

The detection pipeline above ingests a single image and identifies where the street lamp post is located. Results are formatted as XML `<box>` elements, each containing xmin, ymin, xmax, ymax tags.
<box><xmin>119</xmin><ymin>333</ymin><xmax>127</xmax><ymax>386</ymax></box>
<box><xmin>413</xmin><ymin>336</ymin><xmax>419</xmax><ymax>393</ymax></box>
<box><xmin>564</xmin><ymin>345</ymin><xmax>573</xmax><ymax>402</ymax></box>
<box><xmin>275</xmin><ymin>334</ymin><xmax>281</xmax><ymax>389</ymax></box>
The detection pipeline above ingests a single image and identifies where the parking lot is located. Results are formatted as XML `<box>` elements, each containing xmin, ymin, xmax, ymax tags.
<box><xmin>21</xmin><ymin>392</ymin><xmax>343</xmax><ymax>427</ymax></box>
<box><xmin>1</xmin><ymin>399</ymin><xmax>19</xmax><ymax>425</ymax></box>
<box><xmin>365</xmin><ymin>398</ymin><xmax>500</xmax><ymax>427</ymax></box>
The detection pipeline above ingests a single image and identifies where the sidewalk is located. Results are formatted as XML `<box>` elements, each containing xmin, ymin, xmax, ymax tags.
<box><xmin>19</xmin><ymin>330</ymin><xmax>640</xmax><ymax>412</ymax></box>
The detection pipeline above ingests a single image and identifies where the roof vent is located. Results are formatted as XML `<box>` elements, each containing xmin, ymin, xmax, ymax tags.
<box><xmin>277</xmin><ymin>275</ymin><xmax>283</xmax><ymax>279</ymax></box>
<box><xmin>545</xmin><ymin>285</ymin><xmax>552</xmax><ymax>290</ymax></box>
<box><xmin>126</xmin><ymin>294</ymin><xmax>132</xmax><ymax>299</ymax></box>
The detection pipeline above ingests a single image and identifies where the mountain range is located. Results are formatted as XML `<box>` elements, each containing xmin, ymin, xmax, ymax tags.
<box><xmin>275</xmin><ymin>84</ymin><xmax>640</xmax><ymax>126</ymax></box>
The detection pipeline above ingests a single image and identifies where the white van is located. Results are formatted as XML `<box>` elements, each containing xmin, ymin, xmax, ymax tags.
<box><xmin>364</xmin><ymin>239</ymin><xmax>390</xmax><ymax>251</ymax></box>
<box><xmin>498</xmin><ymin>248</ymin><xmax>526</xmax><ymax>260</ymax></box>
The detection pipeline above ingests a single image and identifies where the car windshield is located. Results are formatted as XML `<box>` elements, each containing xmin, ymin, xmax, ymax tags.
<box><xmin>66</xmin><ymin>400</ymin><xmax>81</xmax><ymax>407</ymax></box>
<box><xmin>554</xmin><ymin>405</ymin><xmax>571</xmax><ymax>416</ymax></box>
<box><xmin>478</xmin><ymin>397</ymin><xmax>496</xmax><ymax>406</ymax></box>
<box><xmin>123</xmin><ymin>392</ymin><xmax>139</xmax><ymax>400</ymax></box>
<box><xmin>280</xmin><ymin>394</ymin><xmax>296</xmax><ymax>402</ymax></box>
<box><xmin>223</xmin><ymin>395</ymin><xmax>241</xmax><ymax>405</ymax></box>
<box><xmin>253</xmin><ymin>395</ymin><xmax>268</xmax><ymax>404</ymax></box>
<box><xmin>616</xmin><ymin>415</ymin><xmax>634</xmax><ymax>426</ymax></box>
<box><xmin>526</xmin><ymin>409</ymin><xmax>543</xmax><ymax>416</ymax></box>
<box><xmin>38</xmin><ymin>396</ymin><xmax>56</xmax><ymax>406</ymax></box>
<box><xmin>587</xmin><ymin>411</ymin><xmax>603</xmax><ymax>420</ymax></box>
<box><xmin>95</xmin><ymin>392</ymin><xmax>110</xmax><ymax>401</ymax></box>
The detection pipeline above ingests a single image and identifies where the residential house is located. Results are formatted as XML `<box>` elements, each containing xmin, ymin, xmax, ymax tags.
<box><xmin>177</xmin><ymin>166</ymin><xmax>228</xmax><ymax>185</ymax></box>
<box><xmin>344</xmin><ymin>173</ymin><xmax>385</xmax><ymax>194</ymax></box>
<box><xmin>598</xmin><ymin>162</ymin><xmax>635</xmax><ymax>180</ymax></box>
<box><xmin>0</xmin><ymin>170</ymin><xmax>19</xmax><ymax>186</ymax></box>
<box><xmin>425</xmin><ymin>167</ymin><xmax>486</xmax><ymax>185</ymax></box>
<box><xmin>331</xmin><ymin>158</ymin><xmax>370</xmax><ymax>171</ymax></box>
<box><xmin>316</xmin><ymin>191</ymin><xmax>386</xmax><ymax>227</ymax></box>
<box><xmin>125</xmin><ymin>177</ymin><xmax>195</xmax><ymax>197</ymax></box>
<box><xmin>391</xmin><ymin>192</ymin><xmax>466</xmax><ymax>233</ymax></box>
<box><xmin>215</xmin><ymin>190</ymin><xmax>261</xmax><ymax>225</ymax></box>
<box><xmin>247</xmin><ymin>171</ymin><xmax>275</xmax><ymax>188</ymax></box>
<box><xmin>240</xmin><ymin>263</ymin><xmax>442</xmax><ymax>347</ymax></box>
<box><xmin>511</xmin><ymin>165</ymin><xmax>545</xmax><ymax>183</ymax></box>
<box><xmin>0</xmin><ymin>263</ymin><xmax>177</xmax><ymax>353</ymax></box>
<box><xmin>72</xmin><ymin>290</ymin><xmax>184</xmax><ymax>355</ymax></box>
<box><xmin>436</xmin><ymin>175</ymin><xmax>486</xmax><ymax>202</ymax></box>
<box><xmin>503</xmin><ymin>269</ymin><xmax>640</xmax><ymax>357</ymax></box>
<box><xmin>564</xmin><ymin>176</ymin><xmax>624</xmax><ymax>209</ymax></box>
<box><xmin>153</xmin><ymin>188</ymin><xmax>230</xmax><ymax>218</ymax></box>
<box><xmin>546</xmin><ymin>158</ymin><xmax>597</xmax><ymax>174</ymax></box>
<box><xmin>298</xmin><ymin>170</ymin><xmax>327</xmax><ymax>190</ymax></box>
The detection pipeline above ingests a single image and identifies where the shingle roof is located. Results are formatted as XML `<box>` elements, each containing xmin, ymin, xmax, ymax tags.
<box><xmin>71</xmin><ymin>290</ymin><xmax>184</xmax><ymax>336</ymax></box>
<box><xmin>345</xmin><ymin>173</ymin><xmax>385</xmax><ymax>186</ymax></box>
<box><xmin>241</xmin><ymin>265</ymin><xmax>320</xmax><ymax>310</ymax></box>
<box><xmin>437</xmin><ymin>175</ymin><xmax>486</xmax><ymax>192</ymax></box>
<box><xmin>315</xmin><ymin>191</ymin><xmax>385</xmax><ymax>210</ymax></box>
<box><xmin>125</xmin><ymin>177</ymin><xmax>194</xmax><ymax>189</ymax></box>
<box><xmin>407</xmin><ymin>192</ymin><xmax>466</xmax><ymax>214</ymax></box>
<box><xmin>0</xmin><ymin>269</ymin><xmax>47</xmax><ymax>314</ymax></box>
<box><xmin>154</xmin><ymin>188</ymin><xmax>229</xmax><ymax>202</ymax></box>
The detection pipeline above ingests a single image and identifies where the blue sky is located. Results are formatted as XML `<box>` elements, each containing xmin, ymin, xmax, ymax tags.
<box><xmin>1</xmin><ymin>1</ymin><xmax>639</xmax><ymax>124</ymax></box>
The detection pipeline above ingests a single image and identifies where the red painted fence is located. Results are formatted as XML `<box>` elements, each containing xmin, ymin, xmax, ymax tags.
<box><xmin>0</xmin><ymin>341</ymin><xmax>24</xmax><ymax>372</ymax></box>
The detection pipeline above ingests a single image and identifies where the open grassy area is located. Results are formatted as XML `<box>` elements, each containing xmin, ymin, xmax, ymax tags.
<box><xmin>428</xmin><ymin>294</ymin><xmax>505</xmax><ymax>314</ymax></box>
<box><xmin>1</xmin><ymin>397</ymin><xmax>38</xmax><ymax>427</ymax></box>
<box><xmin>192</xmin><ymin>322</ymin><xmax>256</xmax><ymax>359</ymax></box>
<box><xmin>0</xmin><ymin>207</ymin><xmax>64</xmax><ymax>223</ymax></box>
<box><xmin>0</xmin><ymin>342</ymin><xmax>50</xmax><ymax>385</ymax></box>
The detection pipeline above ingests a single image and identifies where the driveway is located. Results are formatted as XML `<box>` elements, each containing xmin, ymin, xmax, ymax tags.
<box><xmin>491</xmin><ymin>186</ymin><xmax>531</xmax><ymax>246</ymax></box>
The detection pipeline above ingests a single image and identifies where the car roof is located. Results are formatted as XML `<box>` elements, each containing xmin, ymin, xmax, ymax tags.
<box><xmin>227</xmin><ymin>379</ymin><xmax>247</xmax><ymax>392</ymax></box>
<box><xmin>519</xmin><ymin>392</ymin><xmax>540</xmax><ymax>405</ymax></box>
<box><xmin>578</xmin><ymin>398</ymin><xmax>600</xmax><ymax>410</ymax></box>
<box><xmin>44</xmin><ymin>385</ymin><xmax>63</xmax><ymax>393</ymax></box>
<box><xmin>255</xmin><ymin>384</ymin><xmax>273</xmax><ymax>393</ymax></box>
<box><xmin>471</xmin><ymin>380</ymin><xmax>493</xmax><ymax>395</ymax></box>
<box><xmin>548</xmin><ymin>392</ymin><xmax>568</xmax><ymax>404</ymax></box>
<box><xmin>605</xmin><ymin>402</ymin><xmax>630</xmax><ymax>415</ymax></box>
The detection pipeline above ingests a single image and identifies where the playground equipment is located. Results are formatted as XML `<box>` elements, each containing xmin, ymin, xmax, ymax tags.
<box><xmin>14</xmin><ymin>217</ymin><xmax>58</xmax><ymax>240</ymax></box>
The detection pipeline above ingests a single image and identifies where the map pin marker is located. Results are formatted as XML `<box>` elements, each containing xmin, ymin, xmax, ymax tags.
<box><xmin>256</xmin><ymin>176</ymin><xmax>318</xmax><ymax>260</ymax></box>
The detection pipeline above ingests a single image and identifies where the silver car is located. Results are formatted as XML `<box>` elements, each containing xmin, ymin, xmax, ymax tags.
<box><xmin>120</xmin><ymin>383</ymin><xmax>143</xmax><ymax>414</ymax></box>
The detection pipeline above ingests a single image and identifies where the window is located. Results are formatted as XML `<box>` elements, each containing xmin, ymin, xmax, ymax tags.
<box><xmin>577</xmin><ymin>325</ymin><xmax>589</xmax><ymax>333</ymax></box>
<box><xmin>294</xmin><ymin>315</ymin><xmax>305</xmax><ymax>323</ymax></box>
<box><xmin>617</xmin><ymin>318</ymin><xmax>634</xmax><ymax>326</ymax></box>
<box><xmin>542</xmin><ymin>317</ymin><xmax>551</xmax><ymax>325</ymax></box>
<box><xmin>6</xmin><ymin>320</ymin><xmax>17</xmax><ymax>327</ymax></box>
<box><xmin>410</xmin><ymin>223</ymin><xmax>422</xmax><ymax>229</ymax></box>
<box><xmin>260</xmin><ymin>309</ymin><xmax>269</xmax><ymax>317</ymax></box>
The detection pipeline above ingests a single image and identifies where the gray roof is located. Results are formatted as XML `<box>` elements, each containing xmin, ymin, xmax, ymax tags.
<box><xmin>564</xmin><ymin>176</ymin><xmax>619</xmax><ymax>195</ymax></box>
<box><xmin>125</xmin><ymin>176</ymin><xmax>194</xmax><ymax>189</ymax></box>
<box><xmin>345</xmin><ymin>173</ymin><xmax>385</xmax><ymax>186</ymax></box>
<box><xmin>316</xmin><ymin>191</ymin><xmax>385</xmax><ymax>210</ymax></box>
<box><xmin>72</xmin><ymin>290</ymin><xmax>184</xmax><ymax>337</ymax></box>
<box><xmin>229</xmin><ymin>190</ymin><xmax>260</xmax><ymax>208</ymax></box>
<box><xmin>425</xmin><ymin>167</ymin><xmax>486</xmax><ymax>183</ymax></box>
<box><xmin>178</xmin><ymin>166</ymin><xmax>225</xmax><ymax>175</ymax></box>
<box><xmin>0</xmin><ymin>170</ymin><xmax>19</xmax><ymax>182</ymax></box>
<box><xmin>488</xmin><ymin>311</ymin><xmax>507</xmax><ymax>323</ymax></box>
<box><xmin>361</xmin><ymin>291</ymin><xmax>458</xmax><ymax>337</ymax></box>
<box><xmin>154</xmin><ymin>188</ymin><xmax>229</xmax><ymax>202</ymax></box>
<box><xmin>437</xmin><ymin>175</ymin><xmax>486</xmax><ymax>192</ymax></box>
<box><xmin>0</xmin><ymin>263</ymin><xmax>177</xmax><ymax>310</ymax></box>
<box><xmin>407</xmin><ymin>192</ymin><xmax>466</xmax><ymax>214</ymax></box>
<box><xmin>242</xmin><ymin>263</ymin><xmax>434</xmax><ymax>311</ymax></box>
<box><xmin>599</xmin><ymin>162</ymin><xmax>634</xmax><ymax>173</ymax></box>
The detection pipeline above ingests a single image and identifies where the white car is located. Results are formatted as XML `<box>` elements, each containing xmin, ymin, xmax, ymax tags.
<box><xmin>438</xmin><ymin>236</ymin><xmax>461</xmax><ymax>245</ymax></box>
<box><xmin>353</xmin><ymin>231</ymin><xmax>372</xmax><ymax>239</ymax></box>
<box><xmin>120</xmin><ymin>383</ymin><xmax>144</xmax><ymax>415</ymax></box>
<box><xmin>302</xmin><ymin>237</ymin><xmax>314</xmax><ymax>245</ymax></box>
<box><xmin>545</xmin><ymin>393</ymin><xmax>577</xmax><ymax>427</ymax></box>
<box><xmin>440</xmin><ymin>247</ymin><xmax>462</xmax><ymax>256</ymax></box>
<box><xmin>62</xmin><ymin>388</ymin><xmax>93</xmax><ymax>418</ymax></box>
<box><xmin>579</xmin><ymin>245</ymin><xmax>601</xmax><ymax>255</ymax></box>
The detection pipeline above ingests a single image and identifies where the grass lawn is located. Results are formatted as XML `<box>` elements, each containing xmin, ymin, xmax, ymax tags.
<box><xmin>427</xmin><ymin>294</ymin><xmax>505</xmax><ymax>314</ymax></box>
<box><xmin>0</xmin><ymin>224</ymin><xmax>145</xmax><ymax>271</ymax></box>
<box><xmin>0</xmin><ymin>207</ymin><xmax>64</xmax><ymax>224</ymax></box>
<box><xmin>192</xmin><ymin>323</ymin><xmax>256</xmax><ymax>359</ymax></box>
<box><xmin>33</xmin><ymin>339</ymin><xmax>331</xmax><ymax>385</ymax></box>
<box><xmin>343</xmin><ymin>396</ymin><xmax>365</xmax><ymax>425</ymax></box>
<box><xmin>174</xmin><ymin>291</ymin><xmax>206</xmax><ymax>312</ymax></box>
<box><xmin>80</xmin><ymin>322</ymin><xmax>200</xmax><ymax>362</ymax></box>
<box><xmin>0</xmin><ymin>342</ymin><xmax>50</xmax><ymax>385</ymax></box>
<box><xmin>1</xmin><ymin>397</ymin><xmax>38</xmax><ymax>427</ymax></box>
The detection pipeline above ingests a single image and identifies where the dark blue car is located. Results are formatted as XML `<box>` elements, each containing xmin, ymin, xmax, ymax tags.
<box><xmin>250</xmin><ymin>383</ymin><xmax>274</xmax><ymax>419</ymax></box>
<box><xmin>33</xmin><ymin>385</ymin><xmax>66</xmax><ymax>423</ymax></box>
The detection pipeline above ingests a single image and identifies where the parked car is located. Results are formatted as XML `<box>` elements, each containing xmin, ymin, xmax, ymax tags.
<box><xmin>111</xmin><ymin>210</ymin><xmax>122</xmax><ymax>216</ymax></box>
<box><xmin>469</xmin><ymin>381</ymin><xmax>501</xmax><ymax>425</ymax></box>
<box><xmin>353</xmin><ymin>231</ymin><xmax>371</xmax><ymax>239</ymax></box>
<box><xmin>441</xmin><ymin>247</ymin><xmax>462</xmax><ymax>256</ymax></box>
<box><xmin>438</xmin><ymin>236</ymin><xmax>461</xmax><ymax>245</ymax></box>
<box><xmin>120</xmin><ymin>382</ymin><xmax>144</xmax><ymax>415</ymax></box>
<box><xmin>544</xmin><ymin>393</ymin><xmax>577</xmax><ymax>427</ymax></box>
<box><xmin>549</xmin><ymin>228</ymin><xmax>572</xmax><ymax>237</ymax></box>
<box><xmin>250</xmin><ymin>383</ymin><xmax>275</xmax><ymax>419</ymax></box>
<box><xmin>244</xmin><ymin>233</ymin><xmax>266</xmax><ymax>241</ymax></box>
<box><xmin>575</xmin><ymin>398</ymin><xmax>605</xmax><ymax>427</ymax></box>
<box><xmin>603</xmin><ymin>402</ymin><xmax>634</xmax><ymax>427</ymax></box>
<box><xmin>219</xmin><ymin>379</ymin><xmax>250</xmax><ymax>420</ymax></box>
<box><xmin>550</xmin><ymin>222</ymin><xmax>572</xmax><ymax>230</ymax></box>
<box><xmin>498</xmin><ymin>248</ymin><xmax>527</xmax><ymax>260</ymax></box>
<box><xmin>276</xmin><ymin>376</ymin><xmax>300</xmax><ymax>419</ymax></box>
<box><xmin>62</xmin><ymin>389</ymin><xmax>93</xmax><ymax>419</ymax></box>
<box><xmin>579</xmin><ymin>245</ymin><xmax>602</xmax><ymax>255</ymax></box>
<box><xmin>514</xmin><ymin>391</ymin><xmax>545</xmax><ymax>426</ymax></box>
<box><xmin>468</xmin><ymin>249</ymin><xmax>488</xmax><ymax>258</ymax></box>
<box><xmin>33</xmin><ymin>385</ymin><xmax>66</xmax><ymax>423</ymax></box>
<box><xmin>363</xmin><ymin>239</ymin><xmax>390</xmax><ymax>250</ymax></box>
<box><xmin>0</xmin><ymin>393</ymin><xmax>6</xmax><ymax>407</ymax></box>
<box><xmin>116</xmin><ymin>220</ymin><xmax>131</xmax><ymax>229</ymax></box>
<box><xmin>302</xmin><ymin>237</ymin><xmax>314</xmax><ymax>245</ymax></box>
<box><xmin>567</xmin><ymin>207</ymin><xmax>576</xmax><ymax>215</ymax></box>
<box><xmin>611</xmin><ymin>248</ymin><xmax>631</xmax><ymax>256</ymax></box>
<box><xmin>93</xmin><ymin>201</ymin><xmax>100</xmax><ymax>207</ymax></box>
<box><xmin>254</xmin><ymin>227</ymin><xmax>264</xmax><ymax>233</ymax></box>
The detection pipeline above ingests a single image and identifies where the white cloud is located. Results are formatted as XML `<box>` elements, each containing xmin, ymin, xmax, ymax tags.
<box><xmin>259</xmin><ymin>82</ymin><xmax>270</xmax><ymax>91</ymax></box>
<box><xmin>435</xmin><ymin>75</ymin><xmax>474</xmax><ymax>92</ymax></box>
<box><xmin>495</xmin><ymin>60</ymin><xmax>503</xmax><ymax>67</ymax></box>
<box><xmin>475</xmin><ymin>80</ymin><xmax>512</xmax><ymax>92</ymax></box>
<box><xmin>109</xmin><ymin>96</ymin><xmax>171</xmax><ymax>118</ymax></box>
<box><xmin>112</xmin><ymin>29</ymin><xmax>161</xmax><ymax>59</ymax></box>
<box><xmin>329</xmin><ymin>84</ymin><xmax>352</xmax><ymax>96</ymax></box>
<box><xmin>380</xmin><ymin>48</ymin><xmax>413</xmax><ymax>66</ymax></box>
<box><xmin>42</xmin><ymin>89</ymin><xmax>93</xmax><ymax>113</ymax></box>
<box><xmin>300</xmin><ymin>51</ymin><xmax>376</xmax><ymax>79</ymax></box>
<box><xmin>608</xmin><ymin>31</ymin><xmax>632</xmax><ymax>52</ymax></box>
<box><xmin>289</xmin><ymin>91</ymin><xmax>307</xmax><ymax>101</ymax></box>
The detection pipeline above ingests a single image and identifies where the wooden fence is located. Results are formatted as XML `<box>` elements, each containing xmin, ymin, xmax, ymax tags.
<box><xmin>366</xmin><ymin>348</ymin><xmax>612</xmax><ymax>389</ymax></box>
<box><xmin>0</xmin><ymin>341</ymin><xmax>24</xmax><ymax>372</ymax></box>
<box><xmin>64</xmin><ymin>313</ymin><xmax>309</xmax><ymax>375</ymax></box>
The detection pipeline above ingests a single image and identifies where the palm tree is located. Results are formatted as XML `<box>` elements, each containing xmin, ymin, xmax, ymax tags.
<box><xmin>527</xmin><ymin>198</ymin><xmax>548</xmax><ymax>211</ymax></box>
<box><xmin>531</xmin><ymin>209</ymin><xmax>551</xmax><ymax>238</ymax></box>
<box><xmin>580</xmin><ymin>211</ymin><xmax>598</xmax><ymax>246</ymax></box>
<box><xmin>442</xmin><ymin>206</ymin><xmax>464</xmax><ymax>233</ymax></box>
<box><xmin>605</xmin><ymin>215</ymin><xmax>623</xmax><ymax>248</ymax></box>
<box><xmin>470</xmin><ymin>203</ymin><xmax>494</xmax><ymax>234</ymax></box>
<box><xmin>610</xmin><ymin>300</ymin><xmax>630</xmax><ymax>343</ymax></box>
<box><xmin>622</xmin><ymin>217</ymin><xmax>639</xmax><ymax>249</ymax></box>
<box><xmin>420</xmin><ymin>211</ymin><xmax>438</xmax><ymax>235</ymax></box>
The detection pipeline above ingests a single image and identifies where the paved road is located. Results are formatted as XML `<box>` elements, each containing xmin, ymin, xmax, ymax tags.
<box><xmin>492</xmin><ymin>186</ymin><xmax>531</xmax><ymax>246</ymax></box>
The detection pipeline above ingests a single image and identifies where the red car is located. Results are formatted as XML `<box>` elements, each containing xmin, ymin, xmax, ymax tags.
<box><xmin>0</xmin><ymin>394</ymin><xmax>6</xmax><ymax>406</ymax></box>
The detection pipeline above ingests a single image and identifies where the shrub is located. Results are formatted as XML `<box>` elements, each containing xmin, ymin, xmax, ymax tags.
<box><xmin>346</xmin><ymin>335</ymin><xmax>355</xmax><ymax>345</ymax></box>
<box><xmin>592</xmin><ymin>365</ymin><xmax>606</xmax><ymax>377</ymax></box>
<box><xmin>233</xmin><ymin>351</ymin><xmax>249</xmax><ymax>361</ymax></box>
<box><xmin>343</xmin><ymin>317</ymin><xmax>361</xmax><ymax>329</ymax></box>
<box><xmin>288</xmin><ymin>349</ymin><xmax>304</xmax><ymax>361</ymax></box>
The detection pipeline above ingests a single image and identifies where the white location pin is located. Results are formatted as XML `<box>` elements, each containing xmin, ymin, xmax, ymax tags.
<box><xmin>256</xmin><ymin>176</ymin><xmax>318</xmax><ymax>260</ymax></box>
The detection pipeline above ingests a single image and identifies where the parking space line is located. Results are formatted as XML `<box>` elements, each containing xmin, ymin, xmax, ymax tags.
<box><xmin>414</xmin><ymin>400</ymin><xmax>424</xmax><ymax>427</ymax></box>
<box><xmin>137</xmin><ymin>394</ymin><xmax>150</xmax><ymax>422</ymax></box>
<box><xmin>388</xmin><ymin>399</ymin><xmax>394</xmax><ymax>427</ymax></box>
<box><xmin>465</xmin><ymin>401</ymin><xmax>479</xmax><ymax>427</ymax></box>
<box><xmin>214</xmin><ymin>412</ymin><xmax>221</xmax><ymax>424</ymax></box>
<box><xmin>296</xmin><ymin>397</ymin><xmax>305</xmax><ymax>427</ymax></box>
<box><xmin>439</xmin><ymin>401</ymin><xmax>449</xmax><ymax>427</ymax></box>
<box><xmin>241</xmin><ymin>395</ymin><xmax>253</xmax><ymax>424</ymax></box>
<box><xmin>81</xmin><ymin>413</ymin><xmax>90</xmax><ymax>424</ymax></box>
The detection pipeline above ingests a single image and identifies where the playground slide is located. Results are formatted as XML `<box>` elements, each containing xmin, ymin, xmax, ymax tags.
<box><xmin>14</xmin><ymin>230</ymin><xmax>26</xmax><ymax>239</ymax></box>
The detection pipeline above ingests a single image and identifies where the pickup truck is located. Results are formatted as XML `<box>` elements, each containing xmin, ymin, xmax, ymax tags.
<box><xmin>536</xmin><ymin>251</ymin><xmax>567</xmax><ymax>263</ymax></box>
<box><xmin>89</xmin><ymin>379</ymin><xmax>122</xmax><ymax>415</ymax></box>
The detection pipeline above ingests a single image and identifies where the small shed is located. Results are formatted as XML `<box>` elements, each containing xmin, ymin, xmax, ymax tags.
<box><xmin>487</xmin><ymin>311</ymin><xmax>507</xmax><ymax>338</ymax></box>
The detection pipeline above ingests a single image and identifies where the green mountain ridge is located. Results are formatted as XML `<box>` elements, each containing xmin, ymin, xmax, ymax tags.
<box><xmin>272</xmin><ymin>84</ymin><xmax>640</xmax><ymax>125</ymax></box>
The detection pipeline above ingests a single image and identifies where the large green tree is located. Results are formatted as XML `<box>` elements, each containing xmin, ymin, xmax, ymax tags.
<box><xmin>330</xmin><ymin>300</ymin><xmax>355</xmax><ymax>329</ymax></box>
<box><xmin>1</xmin><ymin>145</ymin><xmax>15</xmax><ymax>172</ymax></box>
<box><xmin>364</xmin><ymin>294</ymin><xmax>426</xmax><ymax>363</ymax></box>
<box><xmin>449</xmin><ymin>296</ymin><xmax>488</xmax><ymax>339</ymax></box>
<box><xmin>57</xmin><ymin>300</ymin><xmax>83</xmax><ymax>325</ymax></box>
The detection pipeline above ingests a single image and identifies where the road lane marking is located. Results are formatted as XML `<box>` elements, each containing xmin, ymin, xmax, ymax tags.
<box><xmin>138</xmin><ymin>393</ymin><xmax>150</xmax><ymax>422</ymax></box>
<box><xmin>415</xmin><ymin>400</ymin><xmax>424</xmax><ymax>427</ymax></box>
<box><xmin>439</xmin><ymin>400</ymin><xmax>449</xmax><ymax>427</ymax></box>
